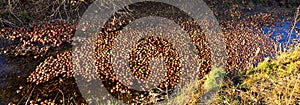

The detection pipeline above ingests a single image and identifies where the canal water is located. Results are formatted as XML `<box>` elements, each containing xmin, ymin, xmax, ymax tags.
<box><xmin>0</xmin><ymin>54</ymin><xmax>42</xmax><ymax>104</ymax></box>
<box><xmin>0</xmin><ymin>20</ymin><xmax>299</xmax><ymax>104</ymax></box>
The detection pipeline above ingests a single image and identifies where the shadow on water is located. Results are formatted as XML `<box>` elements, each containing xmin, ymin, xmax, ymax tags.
<box><xmin>0</xmin><ymin>54</ymin><xmax>43</xmax><ymax>104</ymax></box>
<box><xmin>0</xmin><ymin>37</ymin><xmax>85</xmax><ymax>104</ymax></box>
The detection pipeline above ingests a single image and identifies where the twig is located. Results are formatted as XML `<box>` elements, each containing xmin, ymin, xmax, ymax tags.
<box><xmin>53</xmin><ymin>92</ymin><xmax>60</xmax><ymax>103</ymax></box>
<box><xmin>63</xmin><ymin>0</ymin><xmax>70</xmax><ymax>19</ymax></box>
<box><xmin>57</xmin><ymin>89</ymin><xmax>65</xmax><ymax>105</ymax></box>
<box><xmin>287</xmin><ymin>74</ymin><xmax>299</xmax><ymax>105</ymax></box>
<box><xmin>0</xmin><ymin>18</ymin><xmax>17</xmax><ymax>27</ymax></box>
<box><xmin>287</xmin><ymin>5</ymin><xmax>300</xmax><ymax>46</ymax></box>
<box><xmin>7</xmin><ymin>0</ymin><xmax>12</xmax><ymax>12</ymax></box>
<box><xmin>25</xmin><ymin>85</ymin><xmax>36</xmax><ymax>105</ymax></box>
<box><xmin>49</xmin><ymin>0</ymin><xmax>64</xmax><ymax>18</ymax></box>
<box><xmin>16</xmin><ymin>95</ymin><xmax>26</xmax><ymax>105</ymax></box>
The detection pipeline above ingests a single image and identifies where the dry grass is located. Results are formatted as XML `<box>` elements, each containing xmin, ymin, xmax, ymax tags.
<box><xmin>208</xmin><ymin>43</ymin><xmax>300</xmax><ymax>104</ymax></box>
<box><xmin>159</xmin><ymin>67</ymin><xmax>226</xmax><ymax>105</ymax></box>
<box><xmin>189</xmin><ymin>5</ymin><xmax>300</xmax><ymax>104</ymax></box>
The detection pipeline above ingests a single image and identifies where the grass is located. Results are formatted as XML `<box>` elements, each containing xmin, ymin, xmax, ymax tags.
<box><xmin>244</xmin><ymin>43</ymin><xmax>300</xmax><ymax>104</ymax></box>
<box><xmin>158</xmin><ymin>67</ymin><xmax>226</xmax><ymax>105</ymax></box>
<box><xmin>201</xmin><ymin>43</ymin><xmax>300</xmax><ymax>104</ymax></box>
<box><xmin>175</xmin><ymin>43</ymin><xmax>300</xmax><ymax>104</ymax></box>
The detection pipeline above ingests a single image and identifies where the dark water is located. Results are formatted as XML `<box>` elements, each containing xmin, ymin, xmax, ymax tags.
<box><xmin>0</xmin><ymin>54</ymin><xmax>42</xmax><ymax>104</ymax></box>
<box><xmin>0</xmin><ymin>55</ymin><xmax>6</xmax><ymax>88</ymax></box>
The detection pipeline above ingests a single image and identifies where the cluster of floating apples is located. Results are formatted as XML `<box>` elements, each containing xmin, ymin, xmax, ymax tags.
<box><xmin>18</xmin><ymin>18</ymin><xmax>211</xmax><ymax>104</ymax></box>
<box><xmin>222</xmin><ymin>13</ymin><xmax>277</xmax><ymax>73</ymax></box>
<box><xmin>27</xmin><ymin>51</ymin><xmax>73</xmax><ymax>85</ymax></box>
<box><xmin>95</xmin><ymin>30</ymin><xmax>182</xmax><ymax>96</ymax></box>
<box><xmin>1</xmin><ymin>12</ymin><xmax>281</xmax><ymax>104</ymax></box>
<box><xmin>0</xmin><ymin>21</ymin><xmax>75</xmax><ymax>57</ymax></box>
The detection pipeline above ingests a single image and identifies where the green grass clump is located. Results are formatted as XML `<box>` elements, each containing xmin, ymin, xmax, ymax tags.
<box><xmin>203</xmin><ymin>67</ymin><xmax>226</xmax><ymax>91</ymax></box>
<box><xmin>183</xmin><ymin>67</ymin><xmax>226</xmax><ymax>105</ymax></box>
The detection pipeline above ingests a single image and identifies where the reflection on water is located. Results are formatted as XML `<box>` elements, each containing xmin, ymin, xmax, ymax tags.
<box><xmin>0</xmin><ymin>54</ymin><xmax>41</xmax><ymax>104</ymax></box>
<box><xmin>0</xmin><ymin>51</ymin><xmax>87</xmax><ymax>104</ymax></box>
<box><xmin>263</xmin><ymin>21</ymin><xmax>300</xmax><ymax>49</ymax></box>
